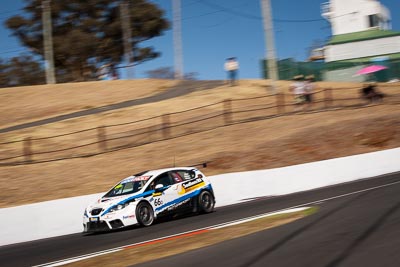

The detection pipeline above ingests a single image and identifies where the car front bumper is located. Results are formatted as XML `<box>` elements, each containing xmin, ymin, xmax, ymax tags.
<box><xmin>83</xmin><ymin>209</ymin><xmax>138</xmax><ymax>232</ymax></box>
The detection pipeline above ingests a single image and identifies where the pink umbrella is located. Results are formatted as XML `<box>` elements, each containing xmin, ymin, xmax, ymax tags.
<box><xmin>356</xmin><ymin>65</ymin><xmax>388</xmax><ymax>75</ymax></box>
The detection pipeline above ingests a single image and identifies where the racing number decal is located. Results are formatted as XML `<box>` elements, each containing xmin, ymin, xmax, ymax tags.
<box><xmin>154</xmin><ymin>198</ymin><xmax>163</xmax><ymax>206</ymax></box>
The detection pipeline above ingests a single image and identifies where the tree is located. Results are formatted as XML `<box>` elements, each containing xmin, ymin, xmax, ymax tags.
<box><xmin>145</xmin><ymin>66</ymin><xmax>198</xmax><ymax>80</ymax></box>
<box><xmin>5</xmin><ymin>0</ymin><xmax>169</xmax><ymax>82</ymax></box>
<box><xmin>0</xmin><ymin>55</ymin><xmax>45</xmax><ymax>88</ymax></box>
<box><xmin>145</xmin><ymin>67</ymin><xmax>175</xmax><ymax>79</ymax></box>
<box><xmin>0</xmin><ymin>59</ymin><xmax>7</xmax><ymax>87</ymax></box>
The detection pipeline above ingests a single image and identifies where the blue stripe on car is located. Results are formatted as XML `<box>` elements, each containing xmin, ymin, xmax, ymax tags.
<box><xmin>101</xmin><ymin>191</ymin><xmax>154</xmax><ymax>216</ymax></box>
<box><xmin>101</xmin><ymin>184</ymin><xmax>213</xmax><ymax>216</ymax></box>
<box><xmin>155</xmin><ymin>184</ymin><xmax>212</xmax><ymax>212</ymax></box>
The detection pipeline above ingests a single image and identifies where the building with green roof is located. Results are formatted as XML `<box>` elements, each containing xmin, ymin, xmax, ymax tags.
<box><xmin>319</xmin><ymin>0</ymin><xmax>400</xmax><ymax>82</ymax></box>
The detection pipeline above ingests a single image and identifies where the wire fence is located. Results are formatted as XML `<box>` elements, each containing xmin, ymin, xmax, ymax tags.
<box><xmin>1</xmin><ymin>85</ymin><xmax>400</xmax><ymax>166</ymax></box>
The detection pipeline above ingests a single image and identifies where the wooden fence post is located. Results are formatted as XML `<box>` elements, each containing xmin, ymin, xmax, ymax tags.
<box><xmin>223</xmin><ymin>99</ymin><xmax>232</xmax><ymax>124</ymax></box>
<box><xmin>324</xmin><ymin>87</ymin><xmax>333</xmax><ymax>108</ymax></box>
<box><xmin>97</xmin><ymin>126</ymin><xmax>107</xmax><ymax>151</ymax></box>
<box><xmin>162</xmin><ymin>114</ymin><xmax>170</xmax><ymax>139</ymax></box>
<box><xmin>276</xmin><ymin>93</ymin><xmax>286</xmax><ymax>114</ymax></box>
<box><xmin>23</xmin><ymin>137</ymin><xmax>32</xmax><ymax>162</ymax></box>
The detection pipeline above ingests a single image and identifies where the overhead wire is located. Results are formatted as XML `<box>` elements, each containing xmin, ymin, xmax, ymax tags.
<box><xmin>0</xmin><ymin>49</ymin><xmax>29</xmax><ymax>55</ymax></box>
<box><xmin>0</xmin><ymin>8</ymin><xmax>23</xmax><ymax>16</ymax></box>
<box><xmin>197</xmin><ymin>0</ymin><xmax>331</xmax><ymax>23</ymax></box>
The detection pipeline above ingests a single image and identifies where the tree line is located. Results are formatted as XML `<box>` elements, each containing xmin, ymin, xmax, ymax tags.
<box><xmin>1</xmin><ymin>0</ymin><xmax>172</xmax><ymax>88</ymax></box>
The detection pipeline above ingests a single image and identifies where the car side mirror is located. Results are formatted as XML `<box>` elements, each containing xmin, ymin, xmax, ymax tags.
<box><xmin>155</xmin><ymin>184</ymin><xmax>164</xmax><ymax>191</ymax></box>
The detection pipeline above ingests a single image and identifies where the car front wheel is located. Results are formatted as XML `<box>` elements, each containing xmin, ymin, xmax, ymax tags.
<box><xmin>198</xmin><ymin>191</ymin><xmax>215</xmax><ymax>213</ymax></box>
<box><xmin>136</xmin><ymin>201</ymin><xmax>155</xmax><ymax>226</ymax></box>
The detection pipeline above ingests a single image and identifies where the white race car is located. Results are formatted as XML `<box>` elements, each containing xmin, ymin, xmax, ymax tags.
<box><xmin>83</xmin><ymin>167</ymin><xmax>215</xmax><ymax>232</ymax></box>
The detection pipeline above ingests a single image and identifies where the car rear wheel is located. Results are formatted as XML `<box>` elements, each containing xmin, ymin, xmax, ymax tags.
<box><xmin>136</xmin><ymin>201</ymin><xmax>154</xmax><ymax>226</ymax></box>
<box><xmin>198</xmin><ymin>191</ymin><xmax>215</xmax><ymax>213</ymax></box>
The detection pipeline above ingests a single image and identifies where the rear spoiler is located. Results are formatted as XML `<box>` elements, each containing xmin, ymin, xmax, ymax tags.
<box><xmin>190</xmin><ymin>162</ymin><xmax>209</xmax><ymax>169</ymax></box>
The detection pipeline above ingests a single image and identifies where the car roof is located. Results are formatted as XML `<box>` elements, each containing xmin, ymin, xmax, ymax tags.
<box><xmin>135</xmin><ymin>167</ymin><xmax>198</xmax><ymax>177</ymax></box>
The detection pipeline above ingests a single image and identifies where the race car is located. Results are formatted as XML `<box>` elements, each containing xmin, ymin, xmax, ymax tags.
<box><xmin>83</xmin><ymin>167</ymin><xmax>215</xmax><ymax>233</ymax></box>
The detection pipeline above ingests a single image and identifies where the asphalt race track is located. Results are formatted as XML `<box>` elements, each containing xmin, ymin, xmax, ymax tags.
<box><xmin>136</xmin><ymin>173</ymin><xmax>400</xmax><ymax>267</ymax></box>
<box><xmin>1</xmin><ymin>172</ymin><xmax>400</xmax><ymax>267</ymax></box>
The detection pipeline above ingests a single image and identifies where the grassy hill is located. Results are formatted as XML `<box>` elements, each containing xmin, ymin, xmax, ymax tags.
<box><xmin>0</xmin><ymin>79</ymin><xmax>399</xmax><ymax>208</ymax></box>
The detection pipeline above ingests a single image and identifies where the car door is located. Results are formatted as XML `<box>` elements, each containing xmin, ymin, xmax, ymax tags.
<box><xmin>168</xmin><ymin>170</ymin><xmax>198</xmax><ymax>212</ymax></box>
<box><xmin>151</xmin><ymin>172</ymin><xmax>179</xmax><ymax>216</ymax></box>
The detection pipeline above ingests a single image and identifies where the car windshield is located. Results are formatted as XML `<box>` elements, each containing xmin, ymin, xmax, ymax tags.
<box><xmin>103</xmin><ymin>176</ymin><xmax>151</xmax><ymax>197</ymax></box>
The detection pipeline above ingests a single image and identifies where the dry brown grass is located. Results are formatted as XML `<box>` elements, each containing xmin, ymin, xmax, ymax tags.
<box><xmin>0</xmin><ymin>79</ymin><xmax>399</xmax><ymax>208</ymax></box>
<box><xmin>0</xmin><ymin>79</ymin><xmax>179</xmax><ymax>129</ymax></box>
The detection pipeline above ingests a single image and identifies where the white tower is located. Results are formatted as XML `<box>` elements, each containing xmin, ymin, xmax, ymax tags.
<box><xmin>321</xmin><ymin>0</ymin><xmax>391</xmax><ymax>35</ymax></box>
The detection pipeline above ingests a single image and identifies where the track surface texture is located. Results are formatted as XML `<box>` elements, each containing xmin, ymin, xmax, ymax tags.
<box><xmin>1</xmin><ymin>172</ymin><xmax>400</xmax><ymax>267</ymax></box>
<box><xmin>136</xmin><ymin>173</ymin><xmax>400</xmax><ymax>267</ymax></box>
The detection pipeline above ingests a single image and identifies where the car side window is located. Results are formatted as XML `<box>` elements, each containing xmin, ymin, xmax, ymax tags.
<box><xmin>170</xmin><ymin>171</ymin><xmax>184</xmax><ymax>183</ymax></box>
<box><xmin>144</xmin><ymin>181</ymin><xmax>155</xmax><ymax>192</ymax></box>
<box><xmin>177</xmin><ymin>170</ymin><xmax>196</xmax><ymax>181</ymax></box>
<box><xmin>121</xmin><ymin>182</ymin><xmax>134</xmax><ymax>194</ymax></box>
<box><xmin>154</xmin><ymin>173</ymin><xmax>173</xmax><ymax>187</ymax></box>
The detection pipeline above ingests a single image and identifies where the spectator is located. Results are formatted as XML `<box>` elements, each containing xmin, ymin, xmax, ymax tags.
<box><xmin>304</xmin><ymin>75</ymin><xmax>317</xmax><ymax>109</ymax></box>
<box><xmin>360</xmin><ymin>82</ymin><xmax>385</xmax><ymax>103</ymax></box>
<box><xmin>111</xmin><ymin>67</ymin><xmax>119</xmax><ymax>80</ymax></box>
<box><xmin>289</xmin><ymin>75</ymin><xmax>306</xmax><ymax>111</ymax></box>
<box><xmin>97</xmin><ymin>63</ymin><xmax>111</xmax><ymax>80</ymax></box>
<box><xmin>224</xmin><ymin>57</ymin><xmax>239</xmax><ymax>86</ymax></box>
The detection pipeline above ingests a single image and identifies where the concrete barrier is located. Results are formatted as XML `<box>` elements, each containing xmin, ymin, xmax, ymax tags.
<box><xmin>1</xmin><ymin>148</ymin><xmax>399</xmax><ymax>246</ymax></box>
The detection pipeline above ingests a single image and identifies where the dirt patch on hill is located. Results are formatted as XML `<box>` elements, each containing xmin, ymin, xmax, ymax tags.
<box><xmin>211</xmin><ymin>112</ymin><xmax>400</xmax><ymax>172</ymax></box>
<box><xmin>0</xmin><ymin>79</ymin><xmax>179</xmax><ymax>129</ymax></box>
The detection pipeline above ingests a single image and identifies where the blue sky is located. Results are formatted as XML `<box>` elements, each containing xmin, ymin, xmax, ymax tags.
<box><xmin>1</xmin><ymin>0</ymin><xmax>399</xmax><ymax>80</ymax></box>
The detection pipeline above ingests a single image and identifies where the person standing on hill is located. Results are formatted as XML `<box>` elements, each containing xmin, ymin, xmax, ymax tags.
<box><xmin>304</xmin><ymin>75</ymin><xmax>317</xmax><ymax>109</ymax></box>
<box><xmin>289</xmin><ymin>75</ymin><xmax>306</xmax><ymax>111</ymax></box>
<box><xmin>224</xmin><ymin>57</ymin><xmax>239</xmax><ymax>86</ymax></box>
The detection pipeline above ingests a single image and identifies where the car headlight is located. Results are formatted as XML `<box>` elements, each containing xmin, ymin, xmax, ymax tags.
<box><xmin>109</xmin><ymin>203</ymin><xmax>129</xmax><ymax>212</ymax></box>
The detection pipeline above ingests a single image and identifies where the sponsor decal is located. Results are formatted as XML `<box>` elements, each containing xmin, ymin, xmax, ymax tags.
<box><xmin>121</xmin><ymin>176</ymin><xmax>150</xmax><ymax>184</ymax></box>
<box><xmin>133</xmin><ymin>176</ymin><xmax>151</xmax><ymax>181</ymax></box>
<box><xmin>182</xmin><ymin>178</ymin><xmax>203</xmax><ymax>189</ymax></box>
<box><xmin>123</xmin><ymin>215</ymin><xmax>135</xmax><ymax>220</ymax></box>
<box><xmin>167</xmin><ymin>198</ymin><xmax>190</xmax><ymax>211</ymax></box>
<box><xmin>183</xmin><ymin>173</ymin><xmax>192</xmax><ymax>180</ymax></box>
<box><xmin>121</xmin><ymin>178</ymin><xmax>134</xmax><ymax>184</ymax></box>
<box><xmin>155</xmin><ymin>188</ymin><xmax>205</xmax><ymax>212</ymax></box>
<box><xmin>152</xmin><ymin>192</ymin><xmax>162</xmax><ymax>197</ymax></box>
<box><xmin>179</xmin><ymin>178</ymin><xmax>205</xmax><ymax>195</ymax></box>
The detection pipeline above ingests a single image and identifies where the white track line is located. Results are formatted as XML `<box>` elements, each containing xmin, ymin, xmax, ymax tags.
<box><xmin>33</xmin><ymin>207</ymin><xmax>310</xmax><ymax>267</ymax></box>
<box><xmin>34</xmin><ymin>179</ymin><xmax>400</xmax><ymax>267</ymax></box>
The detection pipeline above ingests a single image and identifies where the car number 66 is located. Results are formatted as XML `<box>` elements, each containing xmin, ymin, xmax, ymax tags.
<box><xmin>154</xmin><ymin>198</ymin><xmax>163</xmax><ymax>206</ymax></box>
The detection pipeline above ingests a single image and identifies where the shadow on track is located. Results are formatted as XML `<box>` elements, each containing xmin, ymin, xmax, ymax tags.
<box><xmin>324</xmin><ymin>200</ymin><xmax>400</xmax><ymax>267</ymax></box>
<box><xmin>238</xmin><ymin>191</ymin><xmax>373</xmax><ymax>267</ymax></box>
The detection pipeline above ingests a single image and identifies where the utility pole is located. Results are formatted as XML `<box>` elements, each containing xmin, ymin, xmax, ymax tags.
<box><xmin>120</xmin><ymin>0</ymin><xmax>134</xmax><ymax>79</ymax></box>
<box><xmin>260</xmin><ymin>0</ymin><xmax>278</xmax><ymax>93</ymax></box>
<box><xmin>172</xmin><ymin>0</ymin><xmax>183</xmax><ymax>79</ymax></box>
<box><xmin>42</xmin><ymin>0</ymin><xmax>56</xmax><ymax>84</ymax></box>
